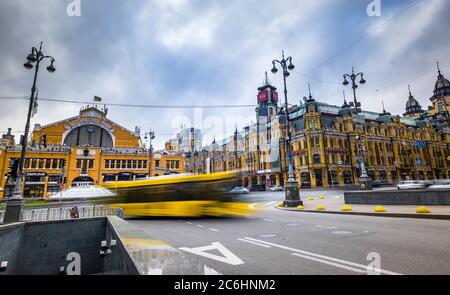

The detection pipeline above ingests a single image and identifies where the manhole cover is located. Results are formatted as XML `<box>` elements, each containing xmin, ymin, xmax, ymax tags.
<box><xmin>332</xmin><ymin>231</ymin><xmax>352</xmax><ymax>235</ymax></box>
<box><xmin>258</xmin><ymin>234</ymin><xmax>278</xmax><ymax>238</ymax></box>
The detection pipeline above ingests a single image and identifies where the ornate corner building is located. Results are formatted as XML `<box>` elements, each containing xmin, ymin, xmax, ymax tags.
<box><xmin>0</xmin><ymin>105</ymin><xmax>184</xmax><ymax>199</ymax></box>
<box><xmin>189</xmin><ymin>66</ymin><xmax>450</xmax><ymax>189</ymax></box>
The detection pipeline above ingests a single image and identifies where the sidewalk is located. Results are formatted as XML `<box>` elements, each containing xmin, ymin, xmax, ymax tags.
<box><xmin>276</xmin><ymin>193</ymin><xmax>450</xmax><ymax>220</ymax></box>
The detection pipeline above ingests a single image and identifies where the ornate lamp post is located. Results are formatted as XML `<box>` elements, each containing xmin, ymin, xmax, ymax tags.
<box><xmin>4</xmin><ymin>42</ymin><xmax>56</xmax><ymax>223</ymax></box>
<box><xmin>144</xmin><ymin>130</ymin><xmax>155</xmax><ymax>177</ymax></box>
<box><xmin>271</xmin><ymin>51</ymin><xmax>302</xmax><ymax>207</ymax></box>
<box><xmin>342</xmin><ymin>67</ymin><xmax>372</xmax><ymax>190</ymax></box>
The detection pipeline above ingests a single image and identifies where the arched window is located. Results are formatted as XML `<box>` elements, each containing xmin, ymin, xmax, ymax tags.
<box><xmin>64</xmin><ymin>124</ymin><xmax>113</xmax><ymax>147</ymax></box>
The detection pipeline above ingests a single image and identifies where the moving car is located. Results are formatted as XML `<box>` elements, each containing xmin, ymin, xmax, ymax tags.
<box><xmin>230</xmin><ymin>187</ymin><xmax>250</xmax><ymax>194</ymax></box>
<box><xmin>396</xmin><ymin>180</ymin><xmax>429</xmax><ymax>190</ymax></box>
<box><xmin>270</xmin><ymin>185</ymin><xmax>283</xmax><ymax>191</ymax></box>
<box><xmin>427</xmin><ymin>180</ymin><xmax>450</xmax><ymax>189</ymax></box>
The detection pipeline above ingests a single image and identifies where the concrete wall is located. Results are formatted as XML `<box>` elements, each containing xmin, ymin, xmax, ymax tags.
<box><xmin>0</xmin><ymin>217</ymin><xmax>138</xmax><ymax>275</ymax></box>
<box><xmin>18</xmin><ymin>218</ymin><xmax>106</xmax><ymax>275</ymax></box>
<box><xmin>345</xmin><ymin>189</ymin><xmax>450</xmax><ymax>205</ymax></box>
<box><xmin>0</xmin><ymin>223</ymin><xmax>25</xmax><ymax>274</ymax></box>
<box><xmin>0</xmin><ymin>216</ymin><xmax>214</xmax><ymax>275</ymax></box>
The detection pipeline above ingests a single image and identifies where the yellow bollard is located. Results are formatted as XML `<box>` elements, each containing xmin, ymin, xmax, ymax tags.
<box><xmin>277</xmin><ymin>202</ymin><xmax>284</xmax><ymax>207</ymax></box>
<box><xmin>374</xmin><ymin>205</ymin><xmax>386</xmax><ymax>213</ymax></box>
<box><xmin>297</xmin><ymin>205</ymin><xmax>304</xmax><ymax>210</ymax></box>
<box><xmin>307</xmin><ymin>197</ymin><xmax>315</xmax><ymax>201</ymax></box>
<box><xmin>416</xmin><ymin>206</ymin><xmax>431</xmax><ymax>214</ymax></box>
<box><xmin>319</xmin><ymin>196</ymin><xmax>325</xmax><ymax>199</ymax></box>
<box><xmin>341</xmin><ymin>205</ymin><xmax>352</xmax><ymax>212</ymax></box>
<box><xmin>316</xmin><ymin>204</ymin><xmax>326</xmax><ymax>211</ymax></box>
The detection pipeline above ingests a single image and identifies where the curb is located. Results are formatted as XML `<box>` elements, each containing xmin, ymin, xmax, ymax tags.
<box><xmin>275</xmin><ymin>206</ymin><xmax>450</xmax><ymax>220</ymax></box>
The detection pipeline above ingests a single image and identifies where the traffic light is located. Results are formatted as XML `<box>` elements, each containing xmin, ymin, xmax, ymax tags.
<box><xmin>42</xmin><ymin>134</ymin><xmax>47</xmax><ymax>148</ymax></box>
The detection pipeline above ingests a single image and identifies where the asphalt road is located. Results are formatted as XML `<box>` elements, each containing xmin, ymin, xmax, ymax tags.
<box><xmin>127</xmin><ymin>190</ymin><xmax>450</xmax><ymax>275</ymax></box>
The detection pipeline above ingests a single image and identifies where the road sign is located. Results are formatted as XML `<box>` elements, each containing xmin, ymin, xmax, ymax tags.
<box><xmin>179</xmin><ymin>242</ymin><xmax>244</xmax><ymax>265</ymax></box>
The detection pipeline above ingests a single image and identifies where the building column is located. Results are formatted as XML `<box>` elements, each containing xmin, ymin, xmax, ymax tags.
<box><xmin>43</xmin><ymin>176</ymin><xmax>49</xmax><ymax>198</ymax></box>
<box><xmin>387</xmin><ymin>170</ymin><xmax>393</xmax><ymax>183</ymax></box>
<box><xmin>337</xmin><ymin>170</ymin><xmax>344</xmax><ymax>186</ymax></box>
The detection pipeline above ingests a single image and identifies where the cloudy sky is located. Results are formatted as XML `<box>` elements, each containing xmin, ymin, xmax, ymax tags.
<box><xmin>0</xmin><ymin>0</ymin><xmax>449</xmax><ymax>149</ymax></box>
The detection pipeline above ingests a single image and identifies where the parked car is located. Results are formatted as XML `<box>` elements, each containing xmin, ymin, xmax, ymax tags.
<box><xmin>427</xmin><ymin>180</ymin><xmax>450</xmax><ymax>189</ymax></box>
<box><xmin>230</xmin><ymin>187</ymin><xmax>250</xmax><ymax>194</ymax></box>
<box><xmin>270</xmin><ymin>185</ymin><xmax>283</xmax><ymax>191</ymax></box>
<box><xmin>396</xmin><ymin>180</ymin><xmax>429</xmax><ymax>190</ymax></box>
<box><xmin>250</xmin><ymin>184</ymin><xmax>266</xmax><ymax>191</ymax></box>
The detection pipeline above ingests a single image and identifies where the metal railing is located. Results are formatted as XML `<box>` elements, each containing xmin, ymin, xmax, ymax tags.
<box><xmin>0</xmin><ymin>205</ymin><xmax>124</xmax><ymax>223</ymax></box>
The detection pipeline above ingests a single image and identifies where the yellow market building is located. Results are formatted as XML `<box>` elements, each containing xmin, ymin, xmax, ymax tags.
<box><xmin>0</xmin><ymin>105</ymin><xmax>184</xmax><ymax>199</ymax></box>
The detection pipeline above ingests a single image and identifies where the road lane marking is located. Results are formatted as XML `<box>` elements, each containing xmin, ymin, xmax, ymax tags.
<box><xmin>332</xmin><ymin>231</ymin><xmax>352</xmax><ymax>235</ymax></box>
<box><xmin>197</xmin><ymin>225</ymin><xmax>205</xmax><ymax>228</ymax></box>
<box><xmin>291</xmin><ymin>253</ymin><xmax>366</xmax><ymax>274</ymax></box>
<box><xmin>243</xmin><ymin>237</ymin><xmax>402</xmax><ymax>275</ymax></box>
<box><xmin>179</xmin><ymin>242</ymin><xmax>244</xmax><ymax>265</ymax></box>
<box><xmin>237</xmin><ymin>238</ymin><xmax>271</xmax><ymax>248</ymax></box>
<box><xmin>248</xmin><ymin>203</ymin><xmax>259</xmax><ymax>209</ymax></box>
<box><xmin>263</xmin><ymin>219</ymin><xmax>275</xmax><ymax>222</ymax></box>
<box><xmin>209</xmin><ymin>228</ymin><xmax>219</xmax><ymax>232</ymax></box>
<box><xmin>186</xmin><ymin>222</ymin><xmax>193</xmax><ymax>225</ymax></box>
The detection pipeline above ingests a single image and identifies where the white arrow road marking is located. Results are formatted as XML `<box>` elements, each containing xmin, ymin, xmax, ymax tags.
<box><xmin>209</xmin><ymin>228</ymin><xmax>219</xmax><ymax>232</ymax></box>
<box><xmin>243</xmin><ymin>237</ymin><xmax>402</xmax><ymax>275</ymax></box>
<box><xmin>179</xmin><ymin>242</ymin><xmax>244</xmax><ymax>266</ymax></box>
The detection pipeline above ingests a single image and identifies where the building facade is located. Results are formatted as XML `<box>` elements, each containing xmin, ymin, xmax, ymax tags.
<box><xmin>0</xmin><ymin>105</ymin><xmax>185</xmax><ymax>199</ymax></box>
<box><xmin>188</xmin><ymin>66</ymin><xmax>450</xmax><ymax>189</ymax></box>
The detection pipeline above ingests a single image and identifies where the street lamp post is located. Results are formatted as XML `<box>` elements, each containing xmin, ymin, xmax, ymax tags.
<box><xmin>4</xmin><ymin>42</ymin><xmax>56</xmax><ymax>223</ymax></box>
<box><xmin>271</xmin><ymin>51</ymin><xmax>302</xmax><ymax>207</ymax></box>
<box><xmin>342</xmin><ymin>67</ymin><xmax>372</xmax><ymax>190</ymax></box>
<box><xmin>144</xmin><ymin>130</ymin><xmax>155</xmax><ymax>177</ymax></box>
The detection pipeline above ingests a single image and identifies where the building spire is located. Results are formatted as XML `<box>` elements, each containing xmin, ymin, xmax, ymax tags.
<box><xmin>408</xmin><ymin>84</ymin><xmax>412</xmax><ymax>97</ymax></box>
<box><xmin>308</xmin><ymin>83</ymin><xmax>312</xmax><ymax>100</ymax></box>
<box><xmin>437</xmin><ymin>61</ymin><xmax>443</xmax><ymax>79</ymax></box>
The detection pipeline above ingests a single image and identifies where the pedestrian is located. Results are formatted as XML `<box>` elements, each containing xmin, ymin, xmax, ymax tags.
<box><xmin>70</xmin><ymin>206</ymin><xmax>79</xmax><ymax>219</ymax></box>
